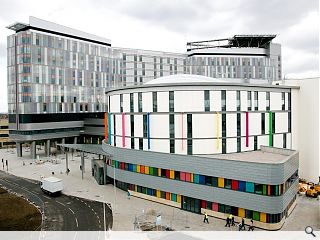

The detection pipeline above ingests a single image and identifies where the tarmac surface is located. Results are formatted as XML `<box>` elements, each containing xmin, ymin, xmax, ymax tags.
<box><xmin>0</xmin><ymin>147</ymin><xmax>319</xmax><ymax>231</ymax></box>
<box><xmin>0</xmin><ymin>171</ymin><xmax>112</xmax><ymax>231</ymax></box>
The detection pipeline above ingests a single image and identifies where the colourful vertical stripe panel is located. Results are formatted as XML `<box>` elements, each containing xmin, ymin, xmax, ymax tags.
<box><xmin>108</xmin><ymin>113</ymin><xmax>111</xmax><ymax>144</ymax></box>
<box><xmin>269</xmin><ymin>111</ymin><xmax>273</xmax><ymax>146</ymax></box>
<box><xmin>147</xmin><ymin>112</ymin><xmax>150</xmax><ymax>150</ymax></box>
<box><xmin>122</xmin><ymin>112</ymin><xmax>125</xmax><ymax>147</ymax></box>
<box><xmin>104</xmin><ymin>113</ymin><xmax>108</xmax><ymax>141</ymax></box>
<box><xmin>246</xmin><ymin>111</ymin><xmax>249</xmax><ymax>147</ymax></box>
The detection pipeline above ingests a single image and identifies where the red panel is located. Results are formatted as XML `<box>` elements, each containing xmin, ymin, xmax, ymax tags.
<box><xmin>231</xmin><ymin>180</ymin><xmax>239</xmax><ymax>190</ymax></box>
<box><xmin>212</xmin><ymin>202</ymin><xmax>218</xmax><ymax>212</ymax></box>
<box><xmin>201</xmin><ymin>200</ymin><xmax>206</xmax><ymax>209</ymax></box>
<box><xmin>141</xmin><ymin>165</ymin><xmax>145</xmax><ymax>174</ymax></box>
<box><xmin>180</xmin><ymin>172</ymin><xmax>186</xmax><ymax>181</ymax></box>
<box><xmin>186</xmin><ymin>173</ymin><xmax>191</xmax><ymax>182</ymax></box>
<box><xmin>121</xmin><ymin>162</ymin><xmax>124</xmax><ymax>170</ymax></box>
<box><xmin>166</xmin><ymin>169</ymin><xmax>170</xmax><ymax>178</ymax></box>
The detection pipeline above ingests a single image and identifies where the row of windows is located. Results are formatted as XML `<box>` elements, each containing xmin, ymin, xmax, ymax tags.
<box><xmin>115</xmin><ymin>179</ymin><xmax>295</xmax><ymax>224</ymax></box>
<box><xmin>118</xmin><ymin>91</ymin><xmax>292</xmax><ymax>113</ymax></box>
<box><xmin>108</xmin><ymin>159</ymin><xmax>298</xmax><ymax>197</ymax></box>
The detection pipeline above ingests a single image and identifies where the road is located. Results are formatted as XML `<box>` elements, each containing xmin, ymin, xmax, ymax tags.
<box><xmin>0</xmin><ymin>171</ymin><xmax>113</xmax><ymax>231</ymax></box>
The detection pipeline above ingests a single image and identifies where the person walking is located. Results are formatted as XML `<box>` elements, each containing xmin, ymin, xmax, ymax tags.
<box><xmin>241</xmin><ymin>218</ymin><xmax>246</xmax><ymax>230</ymax></box>
<box><xmin>225</xmin><ymin>216</ymin><xmax>230</xmax><ymax>227</ymax></box>
<box><xmin>127</xmin><ymin>190</ymin><xmax>131</xmax><ymax>199</ymax></box>
<box><xmin>248</xmin><ymin>219</ymin><xmax>254</xmax><ymax>231</ymax></box>
<box><xmin>231</xmin><ymin>216</ymin><xmax>235</xmax><ymax>226</ymax></box>
<box><xmin>203</xmin><ymin>212</ymin><xmax>209</xmax><ymax>224</ymax></box>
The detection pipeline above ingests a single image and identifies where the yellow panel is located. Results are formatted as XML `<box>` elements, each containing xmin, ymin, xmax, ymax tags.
<box><xmin>218</xmin><ymin>177</ymin><xmax>224</xmax><ymax>188</ymax></box>
<box><xmin>134</xmin><ymin>185</ymin><xmax>137</xmax><ymax>192</ymax></box>
<box><xmin>156</xmin><ymin>190</ymin><xmax>160</xmax><ymax>198</ymax></box>
<box><xmin>177</xmin><ymin>195</ymin><xmax>181</xmax><ymax>203</ymax></box>
<box><xmin>158</xmin><ymin>168</ymin><xmax>161</xmax><ymax>176</ymax></box>
<box><xmin>170</xmin><ymin>170</ymin><xmax>175</xmax><ymax>179</ymax></box>
<box><xmin>145</xmin><ymin>166</ymin><xmax>149</xmax><ymax>175</ymax></box>
<box><xmin>238</xmin><ymin>208</ymin><xmax>245</xmax><ymax>218</ymax></box>
<box><xmin>137</xmin><ymin>165</ymin><xmax>140</xmax><ymax>173</ymax></box>
<box><xmin>260</xmin><ymin>212</ymin><xmax>267</xmax><ymax>223</ymax></box>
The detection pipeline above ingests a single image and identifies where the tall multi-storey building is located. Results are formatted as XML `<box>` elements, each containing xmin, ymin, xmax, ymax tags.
<box><xmin>6</xmin><ymin>16</ymin><xmax>281</xmax><ymax>159</ymax></box>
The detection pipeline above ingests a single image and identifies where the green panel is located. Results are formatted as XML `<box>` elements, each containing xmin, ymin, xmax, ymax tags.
<box><xmin>263</xmin><ymin>185</ymin><xmax>267</xmax><ymax>195</ymax></box>
<box><xmin>253</xmin><ymin>211</ymin><xmax>260</xmax><ymax>221</ymax></box>
<box><xmin>275</xmin><ymin>185</ymin><xmax>279</xmax><ymax>196</ymax></box>
<box><xmin>149</xmin><ymin>167</ymin><xmax>154</xmax><ymax>176</ymax></box>
<box><xmin>269</xmin><ymin>111</ymin><xmax>273</xmax><ymax>146</ymax></box>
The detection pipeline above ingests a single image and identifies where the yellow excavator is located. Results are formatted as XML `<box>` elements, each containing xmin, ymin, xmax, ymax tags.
<box><xmin>306</xmin><ymin>183</ymin><xmax>320</xmax><ymax>198</ymax></box>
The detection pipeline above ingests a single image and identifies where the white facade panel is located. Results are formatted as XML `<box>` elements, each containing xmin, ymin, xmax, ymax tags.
<box><xmin>150</xmin><ymin>115</ymin><xmax>169</xmax><ymax>138</ymax></box>
<box><xmin>226</xmin><ymin>113</ymin><xmax>237</xmax><ymax>137</ymax></box>
<box><xmin>211</xmin><ymin>91</ymin><xmax>221</xmax><ymax>111</ymax></box>
<box><xmin>226</xmin><ymin>91</ymin><xmax>236</xmax><ymax>111</ymax></box>
<box><xmin>240</xmin><ymin>91</ymin><xmax>247</xmax><ymax>111</ymax></box>
<box><xmin>115</xmin><ymin>114</ymin><xmax>122</xmax><ymax>137</ymax></box>
<box><xmin>110</xmin><ymin>95</ymin><xmax>120</xmax><ymax>112</ymax></box>
<box><xmin>193</xmin><ymin>139</ymin><xmax>217</xmax><ymax>154</ymax></box>
<box><xmin>249</xmin><ymin>112</ymin><xmax>261</xmax><ymax>136</ymax></box>
<box><xmin>134</xmin><ymin>115</ymin><xmax>143</xmax><ymax>138</ymax></box>
<box><xmin>226</xmin><ymin>138</ymin><xmax>237</xmax><ymax>153</ymax></box>
<box><xmin>175</xmin><ymin>140</ymin><xmax>187</xmax><ymax>155</ymax></box>
<box><xmin>134</xmin><ymin>93</ymin><xmax>139</xmax><ymax>112</ymax></box>
<box><xmin>259</xmin><ymin>91</ymin><xmax>266</xmax><ymax>111</ymax></box>
<box><xmin>242</xmin><ymin>136</ymin><xmax>254</xmax><ymax>151</ymax></box>
<box><xmin>142</xmin><ymin>92</ymin><xmax>152</xmax><ymax>112</ymax></box>
<box><xmin>192</xmin><ymin>114</ymin><xmax>215</xmax><ymax>138</ymax></box>
<box><xmin>175</xmin><ymin>91</ymin><xmax>203</xmax><ymax>112</ymax></box>
<box><xmin>258</xmin><ymin>135</ymin><xmax>269</xmax><ymax>149</ymax></box>
<box><xmin>157</xmin><ymin>91</ymin><xmax>169</xmax><ymax>112</ymax></box>
<box><xmin>123</xmin><ymin>93</ymin><xmax>130</xmax><ymax>113</ymax></box>
<box><xmin>273</xmin><ymin>134</ymin><xmax>282</xmax><ymax>148</ymax></box>
<box><xmin>151</xmin><ymin>139</ymin><xmax>169</xmax><ymax>153</ymax></box>
<box><xmin>270</xmin><ymin>92</ymin><xmax>281</xmax><ymax>110</ymax></box>
<box><xmin>275</xmin><ymin>112</ymin><xmax>288</xmax><ymax>133</ymax></box>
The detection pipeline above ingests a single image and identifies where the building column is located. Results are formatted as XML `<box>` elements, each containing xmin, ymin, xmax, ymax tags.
<box><xmin>30</xmin><ymin>141</ymin><xmax>36</xmax><ymax>159</ymax></box>
<box><xmin>81</xmin><ymin>151</ymin><xmax>85</xmax><ymax>179</ymax></box>
<box><xmin>61</xmin><ymin>138</ymin><xmax>65</xmax><ymax>153</ymax></box>
<box><xmin>16</xmin><ymin>142</ymin><xmax>22</xmax><ymax>157</ymax></box>
<box><xmin>45</xmin><ymin>139</ymin><xmax>50</xmax><ymax>157</ymax></box>
<box><xmin>74</xmin><ymin>137</ymin><xmax>77</xmax><ymax>144</ymax></box>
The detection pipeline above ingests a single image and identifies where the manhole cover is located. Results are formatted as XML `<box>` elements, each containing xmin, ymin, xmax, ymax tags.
<box><xmin>95</xmin><ymin>195</ymin><xmax>100</xmax><ymax>197</ymax></box>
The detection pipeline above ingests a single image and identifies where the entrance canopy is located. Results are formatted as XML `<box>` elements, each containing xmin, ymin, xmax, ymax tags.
<box><xmin>57</xmin><ymin>144</ymin><xmax>110</xmax><ymax>157</ymax></box>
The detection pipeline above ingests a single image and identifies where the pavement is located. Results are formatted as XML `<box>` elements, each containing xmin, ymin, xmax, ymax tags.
<box><xmin>0</xmin><ymin>147</ymin><xmax>319</xmax><ymax>231</ymax></box>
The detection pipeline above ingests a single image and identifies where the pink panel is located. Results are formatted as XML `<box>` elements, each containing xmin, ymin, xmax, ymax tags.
<box><xmin>185</xmin><ymin>173</ymin><xmax>191</xmax><ymax>182</ymax></box>
<box><xmin>246</xmin><ymin>112</ymin><xmax>249</xmax><ymax>147</ymax></box>
<box><xmin>180</xmin><ymin>172</ymin><xmax>186</xmax><ymax>181</ymax></box>
<box><xmin>122</xmin><ymin>112</ymin><xmax>125</xmax><ymax>147</ymax></box>
<box><xmin>212</xmin><ymin>202</ymin><xmax>218</xmax><ymax>212</ymax></box>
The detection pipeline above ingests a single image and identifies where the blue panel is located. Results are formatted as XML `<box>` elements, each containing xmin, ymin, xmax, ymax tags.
<box><xmin>246</xmin><ymin>182</ymin><xmax>254</xmax><ymax>193</ymax></box>
<box><xmin>238</xmin><ymin>181</ymin><xmax>246</xmax><ymax>192</ymax></box>
<box><xmin>128</xmin><ymin>164</ymin><xmax>132</xmax><ymax>172</ymax></box>
<box><xmin>199</xmin><ymin>175</ymin><xmax>205</xmax><ymax>184</ymax></box>
<box><xmin>194</xmin><ymin>174</ymin><xmax>199</xmax><ymax>184</ymax></box>
<box><xmin>108</xmin><ymin>112</ymin><xmax>112</xmax><ymax>144</ymax></box>
<box><xmin>147</xmin><ymin>112</ymin><xmax>150</xmax><ymax>150</ymax></box>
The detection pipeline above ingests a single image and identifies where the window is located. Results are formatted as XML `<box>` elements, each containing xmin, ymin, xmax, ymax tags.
<box><xmin>139</xmin><ymin>138</ymin><xmax>143</xmax><ymax>150</ymax></box>
<box><xmin>221</xmin><ymin>90</ymin><xmax>226</xmax><ymax>111</ymax></box>
<box><xmin>187</xmin><ymin>114</ymin><xmax>192</xmax><ymax>155</ymax></box>
<box><xmin>225</xmin><ymin>179</ymin><xmax>232</xmax><ymax>189</ymax></box>
<box><xmin>143</xmin><ymin>114</ymin><xmax>147</xmax><ymax>138</ymax></box>
<box><xmin>204</xmin><ymin>90</ymin><xmax>210</xmax><ymax>112</ymax></box>
<box><xmin>288</xmin><ymin>92</ymin><xmax>291</xmax><ymax>111</ymax></box>
<box><xmin>266</xmin><ymin>92</ymin><xmax>270</xmax><ymax>111</ymax></box>
<box><xmin>254</xmin><ymin>91</ymin><xmax>258</xmax><ymax>110</ymax></box>
<box><xmin>130</xmin><ymin>93</ymin><xmax>134</xmax><ymax>112</ymax></box>
<box><xmin>169</xmin><ymin>114</ymin><xmax>175</xmax><ymax>153</ymax></box>
<box><xmin>254</xmin><ymin>184</ymin><xmax>263</xmax><ymax>194</ymax></box>
<box><xmin>218</xmin><ymin>204</ymin><xmax>225</xmax><ymax>213</ymax></box>
<box><xmin>222</xmin><ymin>114</ymin><xmax>226</xmax><ymax>138</ymax></box>
<box><xmin>130</xmin><ymin>115</ymin><xmax>134</xmax><ymax>149</ymax></box>
<box><xmin>237</xmin><ymin>113</ymin><xmax>241</xmax><ymax>136</ymax></box>
<box><xmin>170</xmin><ymin>140</ymin><xmax>175</xmax><ymax>153</ymax></box>
<box><xmin>254</xmin><ymin>136</ymin><xmax>258</xmax><ymax>150</ymax></box>
<box><xmin>212</xmin><ymin>177</ymin><xmax>218</xmax><ymax>187</ymax></box>
<box><xmin>222</xmin><ymin>138</ymin><xmax>226</xmax><ymax>154</ymax></box>
<box><xmin>283</xmin><ymin>133</ymin><xmax>286</xmax><ymax>148</ymax></box>
<box><xmin>205</xmin><ymin>176</ymin><xmax>212</xmax><ymax>186</ymax></box>
<box><xmin>272</xmin><ymin>112</ymin><xmax>275</xmax><ymax>133</ymax></box>
<box><xmin>153</xmin><ymin>92</ymin><xmax>157</xmax><ymax>112</ymax></box>
<box><xmin>261</xmin><ymin>113</ymin><xmax>265</xmax><ymax>134</ymax></box>
<box><xmin>237</xmin><ymin>137</ymin><xmax>241</xmax><ymax>152</ymax></box>
<box><xmin>169</xmin><ymin>91</ymin><xmax>174</xmax><ymax>112</ymax></box>
<box><xmin>282</xmin><ymin>92</ymin><xmax>285</xmax><ymax>110</ymax></box>
<box><xmin>138</xmin><ymin>92</ymin><xmax>142</xmax><ymax>112</ymax></box>
<box><xmin>174</xmin><ymin>171</ymin><xmax>180</xmax><ymax>180</ymax></box>
<box><xmin>288</xmin><ymin>112</ymin><xmax>291</xmax><ymax>133</ymax></box>
<box><xmin>120</xmin><ymin>94</ymin><xmax>123</xmax><ymax>113</ymax></box>
<box><xmin>247</xmin><ymin>91</ymin><xmax>252</xmax><ymax>111</ymax></box>
<box><xmin>237</xmin><ymin>91</ymin><xmax>241</xmax><ymax>111</ymax></box>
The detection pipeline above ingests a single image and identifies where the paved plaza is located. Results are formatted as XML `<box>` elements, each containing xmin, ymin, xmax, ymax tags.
<box><xmin>0</xmin><ymin>147</ymin><xmax>318</xmax><ymax>231</ymax></box>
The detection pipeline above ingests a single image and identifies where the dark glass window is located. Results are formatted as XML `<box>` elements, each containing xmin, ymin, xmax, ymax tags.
<box><xmin>187</xmin><ymin>114</ymin><xmax>192</xmax><ymax>155</ymax></box>
<box><xmin>261</xmin><ymin>113</ymin><xmax>265</xmax><ymax>134</ymax></box>
<box><xmin>169</xmin><ymin>91</ymin><xmax>174</xmax><ymax>112</ymax></box>
<box><xmin>222</xmin><ymin>138</ymin><xmax>226</xmax><ymax>154</ymax></box>
<box><xmin>221</xmin><ymin>90</ymin><xmax>226</xmax><ymax>111</ymax></box>
<box><xmin>169</xmin><ymin>114</ymin><xmax>175</xmax><ymax>138</ymax></box>
<box><xmin>254</xmin><ymin>135</ymin><xmax>258</xmax><ymax>150</ymax></box>
<box><xmin>283</xmin><ymin>133</ymin><xmax>286</xmax><ymax>148</ymax></box>
<box><xmin>222</xmin><ymin>114</ymin><xmax>226</xmax><ymax>138</ymax></box>
<box><xmin>205</xmin><ymin>176</ymin><xmax>212</xmax><ymax>186</ymax></box>
<box><xmin>204</xmin><ymin>90</ymin><xmax>210</xmax><ymax>112</ymax></box>
<box><xmin>218</xmin><ymin>204</ymin><xmax>225</xmax><ymax>213</ymax></box>
<box><xmin>254</xmin><ymin>184</ymin><xmax>263</xmax><ymax>194</ymax></box>
<box><xmin>254</xmin><ymin>91</ymin><xmax>258</xmax><ymax>110</ymax></box>
<box><xmin>130</xmin><ymin>93</ymin><xmax>134</xmax><ymax>112</ymax></box>
<box><xmin>130</xmin><ymin>115</ymin><xmax>134</xmax><ymax>149</ymax></box>
<box><xmin>174</xmin><ymin>171</ymin><xmax>180</xmax><ymax>180</ymax></box>
<box><xmin>170</xmin><ymin>139</ymin><xmax>175</xmax><ymax>153</ymax></box>
<box><xmin>225</xmin><ymin>205</ymin><xmax>231</xmax><ymax>214</ymax></box>
<box><xmin>272</xmin><ymin>112</ymin><xmax>275</xmax><ymax>133</ymax></box>
<box><xmin>246</xmin><ymin>209</ymin><xmax>253</xmax><ymax>219</ymax></box>
<box><xmin>288</xmin><ymin>112</ymin><xmax>291</xmax><ymax>133</ymax></box>
<box><xmin>282</xmin><ymin>92</ymin><xmax>285</xmax><ymax>110</ymax></box>
<box><xmin>120</xmin><ymin>94</ymin><xmax>123</xmax><ymax>113</ymax></box>
<box><xmin>288</xmin><ymin>92</ymin><xmax>291</xmax><ymax>111</ymax></box>
<box><xmin>247</xmin><ymin>91</ymin><xmax>252</xmax><ymax>111</ymax></box>
<box><xmin>237</xmin><ymin>137</ymin><xmax>241</xmax><ymax>152</ymax></box>
<box><xmin>161</xmin><ymin>169</ymin><xmax>166</xmax><ymax>177</ymax></box>
<box><xmin>212</xmin><ymin>177</ymin><xmax>218</xmax><ymax>187</ymax></box>
<box><xmin>266</xmin><ymin>92</ymin><xmax>270</xmax><ymax>111</ymax></box>
<box><xmin>139</xmin><ymin>138</ymin><xmax>143</xmax><ymax>150</ymax></box>
<box><xmin>225</xmin><ymin>179</ymin><xmax>232</xmax><ymax>189</ymax></box>
<box><xmin>153</xmin><ymin>92</ymin><xmax>157</xmax><ymax>112</ymax></box>
<box><xmin>237</xmin><ymin>113</ymin><xmax>241</xmax><ymax>136</ymax></box>
<box><xmin>236</xmin><ymin>91</ymin><xmax>241</xmax><ymax>111</ymax></box>
<box><xmin>138</xmin><ymin>92</ymin><xmax>142</xmax><ymax>112</ymax></box>
<box><xmin>143</xmin><ymin>114</ymin><xmax>147</xmax><ymax>138</ymax></box>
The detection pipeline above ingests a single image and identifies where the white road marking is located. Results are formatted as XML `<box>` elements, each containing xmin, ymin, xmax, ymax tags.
<box><xmin>56</xmin><ymin>200</ymin><xmax>65</xmax><ymax>206</ymax></box>
<box><xmin>75</xmin><ymin>217</ymin><xmax>79</xmax><ymax>228</ymax></box>
<box><xmin>68</xmin><ymin>207</ymin><xmax>75</xmax><ymax>215</ymax></box>
<box><xmin>43</xmin><ymin>195</ymin><xmax>51</xmax><ymax>200</ymax></box>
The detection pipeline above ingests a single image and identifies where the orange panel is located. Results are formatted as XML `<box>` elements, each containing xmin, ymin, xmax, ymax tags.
<box><xmin>165</xmin><ymin>192</ymin><xmax>170</xmax><ymax>200</ymax></box>
<box><xmin>260</xmin><ymin>212</ymin><xmax>267</xmax><ymax>223</ymax></box>
<box><xmin>177</xmin><ymin>195</ymin><xmax>181</xmax><ymax>203</ymax></box>
<box><xmin>238</xmin><ymin>208</ymin><xmax>245</xmax><ymax>218</ymax></box>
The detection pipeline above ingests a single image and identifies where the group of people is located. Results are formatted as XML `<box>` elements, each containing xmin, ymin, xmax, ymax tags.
<box><xmin>203</xmin><ymin>212</ymin><xmax>254</xmax><ymax>231</ymax></box>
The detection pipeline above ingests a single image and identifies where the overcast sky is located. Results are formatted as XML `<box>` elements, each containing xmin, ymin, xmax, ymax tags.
<box><xmin>0</xmin><ymin>0</ymin><xmax>319</xmax><ymax>112</ymax></box>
